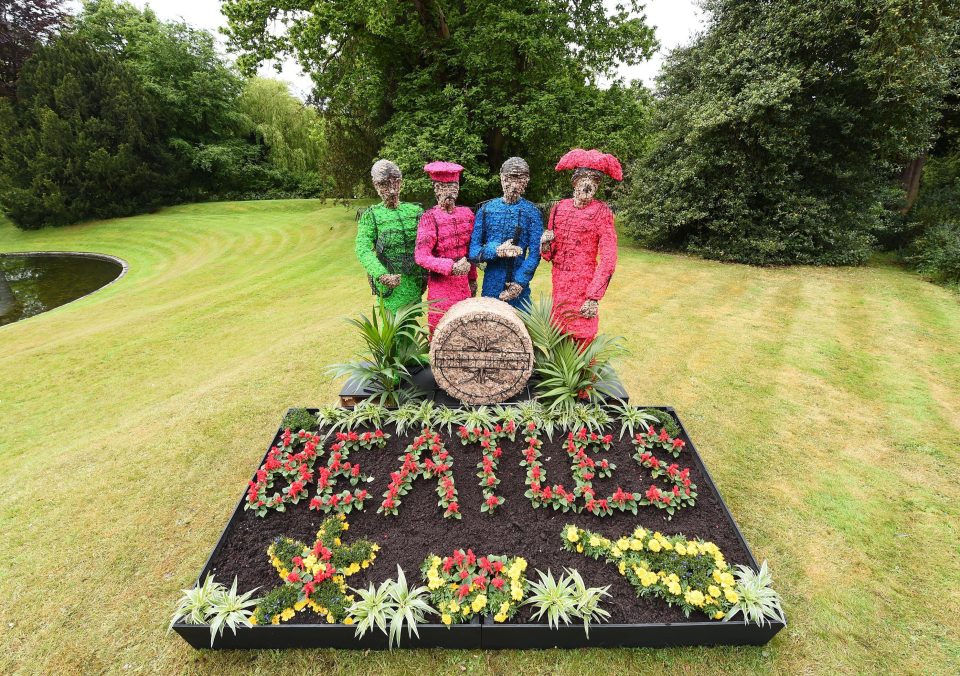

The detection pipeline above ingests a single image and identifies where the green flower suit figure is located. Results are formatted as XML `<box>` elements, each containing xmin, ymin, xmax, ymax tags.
<box><xmin>355</xmin><ymin>160</ymin><xmax>426</xmax><ymax>311</ymax></box>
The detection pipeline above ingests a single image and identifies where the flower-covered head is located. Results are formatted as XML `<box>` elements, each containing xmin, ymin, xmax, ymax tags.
<box><xmin>500</xmin><ymin>156</ymin><xmax>530</xmax><ymax>205</ymax></box>
<box><xmin>371</xmin><ymin>159</ymin><xmax>402</xmax><ymax>209</ymax></box>
<box><xmin>571</xmin><ymin>168</ymin><xmax>604</xmax><ymax>208</ymax></box>
<box><xmin>555</xmin><ymin>148</ymin><xmax>623</xmax><ymax>208</ymax></box>
<box><xmin>424</xmin><ymin>161</ymin><xmax>464</xmax><ymax>213</ymax></box>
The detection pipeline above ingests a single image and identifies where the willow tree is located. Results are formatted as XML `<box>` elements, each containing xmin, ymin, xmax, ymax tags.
<box><xmin>222</xmin><ymin>0</ymin><xmax>656</xmax><ymax>202</ymax></box>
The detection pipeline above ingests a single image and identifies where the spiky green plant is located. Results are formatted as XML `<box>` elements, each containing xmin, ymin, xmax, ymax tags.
<box><xmin>387</xmin><ymin>401</ymin><xmax>422</xmax><ymax>437</ymax></box>
<box><xmin>207</xmin><ymin>578</ymin><xmax>261</xmax><ymax>647</ymax></box>
<box><xmin>385</xmin><ymin>565</ymin><xmax>435</xmax><ymax>649</ymax></box>
<box><xmin>533</xmin><ymin>333</ymin><xmax>626</xmax><ymax>420</ymax></box>
<box><xmin>347</xmin><ymin>579</ymin><xmax>393</xmax><ymax>640</ymax></box>
<box><xmin>414</xmin><ymin>399</ymin><xmax>437</xmax><ymax>431</ymax></box>
<box><xmin>565</xmin><ymin>568</ymin><xmax>610</xmax><ymax>638</ymax></box>
<box><xmin>345</xmin><ymin>399</ymin><xmax>388</xmax><ymax>430</ymax></box>
<box><xmin>606</xmin><ymin>400</ymin><xmax>660</xmax><ymax>439</ymax></box>
<box><xmin>316</xmin><ymin>403</ymin><xmax>350</xmax><ymax>437</ymax></box>
<box><xmin>517</xmin><ymin>295</ymin><xmax>565</xmax><ymax>360</ymax></box>
<box><xmin>169</xmin><ymin>574</ymin><xmax>220</xmax><ymax>629</ymax></box>
<box><xmin>328</xmin><ymin>299</ymin><xmax>429</xmax><ymax>407</ymax></box>
<box><xmin>432</xmin><ymin>405</ymin><xmax>467</xmax><ymax>435</ymax></box>
<box><xmin>462</xmin><ymin>405</ymin><xmax>495</xmax><ymax>431</ymax></box>
<box><xmin>524</xmin><ymin>569</ymin><xmax>579</xmax><ymax>630</ymax></box>
<box><xmin>724</xmin><ymin>561</ymin><xmax>786</xmax><ymax>627</ymax></box>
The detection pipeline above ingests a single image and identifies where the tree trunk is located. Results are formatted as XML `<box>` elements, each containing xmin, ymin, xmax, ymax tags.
<box><xmin>899</xmin><ymin>155</ymin><xmax>926</xmax><ymax>214</ymax></box>
<box><xmin>409</xmin><ymin>0</ymin><xmax>450</xmax><ymax>41</ymax></box>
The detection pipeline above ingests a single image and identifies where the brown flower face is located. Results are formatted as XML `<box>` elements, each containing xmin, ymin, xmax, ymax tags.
<box><xmin>500</xmin><ymin>173</ymin><xmax>529</xmax><ymax>204</ymax></box>
<box><xmin>572</xmin><ymin>173</ymin><xmax>601</xmax><ymax>207</ymax></box>
<box><xmin>374</xmin><ymin>177</ymin><xmax>402</xmax><ymax>207</ymax></box>
<box><xmin>434</xmin><ymin>181</ymin><xmax>460</xmax><ymax>210</ymax></box>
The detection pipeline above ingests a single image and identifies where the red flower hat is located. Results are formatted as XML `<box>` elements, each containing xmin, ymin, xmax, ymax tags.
<box><xmin>555</xmin><ymin>148</ymin><xmax>623</xmax><ymax>181</ymax></box>
<box><xmin>424</xmin><ymin>161</ymin><xmax>464</xmax><ymax>182</ymax></box>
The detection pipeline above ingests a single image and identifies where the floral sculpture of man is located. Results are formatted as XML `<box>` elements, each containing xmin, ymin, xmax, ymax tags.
<box><xmin>468</xmin><ymin>157</ymin><xmax>543</xmax><ymax>309</ymax></box>
<box><xmin>355</xmin><ymin>159</ymin><xmax>425</xmax><ymax>311</ymax></box>
<box><xmin>540</xmin><ymin>149</ymin><xmax>621</xmax><ymax>343</ymax></box>
<box><xmin>415</xmin><ymin>161</ymin><xmax>477</xmax><ymax>334</ymax></box>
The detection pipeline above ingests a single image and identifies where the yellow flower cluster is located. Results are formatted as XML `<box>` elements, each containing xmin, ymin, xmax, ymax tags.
<box><xmin>423</xmin><ymin>552</ymin><xmax>529</xmax><ymax>625</ymax></box>
<box><xmin>563</xmin><ymin>524</ymin><xmax>739</xmax><ymax>621</ymax></box>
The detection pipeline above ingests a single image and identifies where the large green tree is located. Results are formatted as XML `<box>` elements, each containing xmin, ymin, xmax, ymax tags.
<box><xmin>73</xmin><ymin>0</ymin><xmax>250</xmax><ymax>197</ymax></box>
<box><xmin>222</xmin><ymin>0</ymin><xmax>657</xmax><ymax>202</ymax></box>
<box><xmin>619</xmin><ymin>0</ymin><xmax>959</xmax><ymax>266</ymax></box>
<box><xmin>0</xmin><ymin>33</ymin><xmax>175</xmax><ymax>228</ymax></box>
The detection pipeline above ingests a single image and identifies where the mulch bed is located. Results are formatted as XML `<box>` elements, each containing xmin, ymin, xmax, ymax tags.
<box><xmin>206</xmin><ymin>424</ymin><xmax>750</xmax><ymax>625</ymax></box>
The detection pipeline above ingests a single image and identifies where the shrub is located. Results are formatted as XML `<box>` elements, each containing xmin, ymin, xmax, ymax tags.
<box><xmin>281</xmin><ymin>407</ymin><xmax>317</xmax><ymax>433</ymax></box>
<box><xmin>907</xmin><ymin>222</ymin><xmax>960</xmax><ymax>288</ymax></box>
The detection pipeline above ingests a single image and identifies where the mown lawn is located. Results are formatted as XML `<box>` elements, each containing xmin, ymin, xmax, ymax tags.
<box><xmin>1</xmin><ymin>200</ymin><xmax>957</xmax><ymax>675</ymax></box>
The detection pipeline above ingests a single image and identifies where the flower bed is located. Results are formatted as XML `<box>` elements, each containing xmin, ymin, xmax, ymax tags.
<box><xmin>171</xmin><ymin>405</ymin><xmax>784</xmax><ymax>649</ymax></box>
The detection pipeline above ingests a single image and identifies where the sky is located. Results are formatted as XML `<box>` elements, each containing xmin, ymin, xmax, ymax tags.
<box><xmin>69</xmin><ymin>0</ymin><xmax>706</xmax><ymax>97</ymax></box>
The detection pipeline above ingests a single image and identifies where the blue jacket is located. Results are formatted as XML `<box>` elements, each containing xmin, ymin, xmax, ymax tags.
<box><xmin>468</xmin><ymin>197</ymin><xmax>544</xmax><ymax>308</ymax></box>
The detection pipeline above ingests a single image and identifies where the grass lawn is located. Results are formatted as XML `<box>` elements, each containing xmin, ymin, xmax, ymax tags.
<box><xmin>1</xmin><ymin>199</ymin><xmax>958</xmax><ymax>675</ymax></box>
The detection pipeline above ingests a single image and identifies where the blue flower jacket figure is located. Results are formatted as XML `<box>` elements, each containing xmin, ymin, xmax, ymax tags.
<box><xmin>469</xmin><ymin>196</ymin><xmax>543</xmax><ymax>308</ymax></box>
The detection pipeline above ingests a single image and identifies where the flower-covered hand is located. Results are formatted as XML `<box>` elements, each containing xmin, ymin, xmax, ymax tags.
<box><xmin>378</xmin><ymin>273</ymin><xmax>401</xmax><ymax>289</ymax></box>
<box><xmin>579</xmin><ymin>299</ymin><xmax>599</xmax><ymax>318</ymax></box>
<box><xmin>451</xmin><ymin>257</ymin><xmax>472</xmax><ymax>276</ymax></box>
<box><xmin>496</xmin><ymin>239</ymin><xmax>523</xmax><ymax>258</ymax></box>
<box><xmin>539</xmin><ymin>230</ymin><xmax>554</xmax><ymax>255</ymax></box>
<box><xmin>499</xmin><ymin>282</ymin><xmax>523</xmax><ymax>302</ymax></box>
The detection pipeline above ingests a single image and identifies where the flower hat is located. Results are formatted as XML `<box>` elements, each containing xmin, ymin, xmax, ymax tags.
<box><xmin>555</xmin><ymin>149</ymin><xmax>623</xmax><ymax>181</ymax></box>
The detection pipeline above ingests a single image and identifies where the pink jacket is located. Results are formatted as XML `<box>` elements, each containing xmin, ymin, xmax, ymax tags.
<box><xmin>541</xmin><ymin>198</ymin><xmax>617</xmax><ymax>342</ymax></box>
<box><xmin>415</xmin><ymin>205</ymin><xmax>477</xmax><ymax>331</ymax></box>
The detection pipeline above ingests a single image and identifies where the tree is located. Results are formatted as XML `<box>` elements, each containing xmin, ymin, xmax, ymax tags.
<box><xmin>239</xmin><ymin>77</ymin><xmax>326</xmax><ymax>174</ymax></box>
<box><xmin>222</xmin><ymin>0</ymin><xmax>657</xmax><ymax>202</ymax></box>
<box><xmin>619</xmin><ymin>0</ymin><xmax>959</xmax><ymax>266</ymax></box>
<box><xmin>0</xmin><ymin>34</ymin><xmax>175</xmax><ymax>228</ymax></box>
<box><xmin>72</xmin><ymin>0</ymin><xmax>249</xmax><ymax>198</ymax></box>
<box><xmin>0</xmin><ymin>0</ymin><xmax>65</xmax><ymax>98</ymax></box>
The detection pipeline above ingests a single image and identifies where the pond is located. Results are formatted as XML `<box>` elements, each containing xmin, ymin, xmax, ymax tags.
<box><xmin>0</xmin><ymin>252</ymin><xmax>125</xmax><ymax>327</ymax></box>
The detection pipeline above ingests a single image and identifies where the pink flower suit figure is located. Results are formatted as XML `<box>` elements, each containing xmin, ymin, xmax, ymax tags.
<box><xmin>415</xmin><ymin>161</ymin><xmax>477</xmax><ymax>333</ymax></box>
<box><xmin>540</xmin><ymin>149</ymin><xmax>622</xmax><ymax>343</ymax></box>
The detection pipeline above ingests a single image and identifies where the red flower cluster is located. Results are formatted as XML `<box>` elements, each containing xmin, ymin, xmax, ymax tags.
<box><xmin>634</xmin><ymin>448</ymin><xmax>697</xmax><ymax>514</ymax></box>
<box><xmin>245</xmin><ymin>428</ymin><xmax>323</xmax><ymax>516</ymax></box>
<box><xmin>634</xmin><ymin>425</ymin><xmax>686</xmax><ymax>458</ymax></box>
<box><xmin>307</xmin><ymin>431</ymin><xmax>385</xmax><ymax>515</ymax></box>
<box><xmin>521</xmin><ymin>432</ymin><xmax>578</xmax><ymax>512</ymax></box>
<box><xmin>378</xmin><ymin>431</ymin><xmax>461</xmax><ymax>519</ymax></box>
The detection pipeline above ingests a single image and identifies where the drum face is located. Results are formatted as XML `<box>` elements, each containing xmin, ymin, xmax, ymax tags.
<box><xmin>430</xmin><ymin>297</ymin><xmax>534</xmax><ymax>404</ymax></box>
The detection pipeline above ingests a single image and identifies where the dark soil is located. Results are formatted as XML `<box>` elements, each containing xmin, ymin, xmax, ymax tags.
<box><xmin>206</xmin><ymin>421</ymin><xmax>752</xmax><ymax>626</ymax></box>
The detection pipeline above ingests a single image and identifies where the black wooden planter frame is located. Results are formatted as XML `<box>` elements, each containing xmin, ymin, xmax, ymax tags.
<box><xmin>172</xmin><ymin>406</ymin><xmax>785</xmax><ymax>650</ymax></box>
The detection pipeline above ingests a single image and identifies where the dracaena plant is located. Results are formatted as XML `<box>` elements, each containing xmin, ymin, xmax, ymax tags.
<box><xmin>565</xmin><ymin>568</ymin><xmax>611</xmax><ymax>638</ymax></box>
<box><xmin>169</xmin><ymin>574</ymin><xmax>260</xmax><ymax>647</ymax></box>
<box><xmin>347</xmin><ymin>579</ymin><xmax>392</xmax><ymax>640</ymax></box>
<box><xmin>606</xmin><ymin>400</ymin><xmax>660</xmax><ymax>439</ymax></box>
<box><xmin>724</xmin><ymin>561</ymin><xmax>786</xmax><ymax>627</ymax></box>
<box><xmin>328</xmin><ymin>299</ymin><xmax>429</xmax><ymax>407</ymax></box>
<box><xmin>524</xmin><ymin>569</ymin><xmax>579</xmax><ymax>630</ymax></box>
<box><xmin>532</xmin><ymin>333</ymin><xmax>627</xmax><ymax>419</ymax></box>
<box><xmin>385</xmin><ymin>566</ymin><xmax>435</xmax><ymax>649</ymax></box>
<box><xmin>347</xmin><ymin>567</ymin><xmax>436</xmax><ymax>649</ymax></box>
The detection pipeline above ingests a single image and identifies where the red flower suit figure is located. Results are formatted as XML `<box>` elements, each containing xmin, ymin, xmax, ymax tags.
<box><xmin>415</xmin><ymin>161</ymin><xmax>477</xmax><ymax>333</ymax></box>
<box><xmin>540</xmin><ymin>149</ymin><xmax>622</xmax><ymax>343</ymax></box>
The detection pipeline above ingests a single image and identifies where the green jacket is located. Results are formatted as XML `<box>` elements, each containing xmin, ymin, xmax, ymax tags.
<box><xmin>355</xmin><ymin>202</ymin><xmax>425</xmax><ymax>310</ymax></box>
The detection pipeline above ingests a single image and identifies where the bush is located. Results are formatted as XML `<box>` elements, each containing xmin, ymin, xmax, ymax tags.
<box><xmin>618</xmin><ymin>0</ymin><xmax>957</xmax><ymax>266</ymax></box>
<box><xmin>907</xmin><ymin>222</ymin><xmax>960</xmax><ymax>288</ymax></box>
<box><xmin>640</xmin><ymin>409</ymin><xmax>680</xmax><ymax>438</ymax></box>
<box><xmin>0</xmin><ymin>34</ymin><xmax>177</xmax><ymax>228</ymax></box>
<box><xmin>281</xmin><ymin>408</ymin><xmax>318</xmax><ymax>433</ymax></box>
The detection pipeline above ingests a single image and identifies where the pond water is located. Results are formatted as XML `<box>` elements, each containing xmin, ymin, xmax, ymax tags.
<box><xmin>0</xmin><ymin>253</ymin><xmax>124</xmax><ymax>327</ymax></box>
